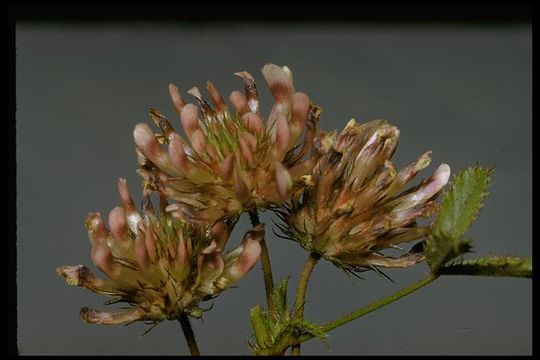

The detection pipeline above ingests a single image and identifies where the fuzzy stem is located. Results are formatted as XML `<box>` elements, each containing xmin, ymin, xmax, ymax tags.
<box><xmin>248</xmin><ymin>209</ymin><xmax>275</xmax><ymax>315</ymax></box>
<box><xmin>296</xmin><ymin>274</ymin><xmax>437</xmax><ymax>345</ymax></box>
<box><xmin>291</xmin><ymin>253</ymin><xmax>320</xmax><ymax>356</ymax></box>
<box><xmin>178</xmin><ymin>313</ymin><xmax>200</xmax><ymax>356</ymax></box>
<box><xmin>438</xmin><ymin>256</ymin><xmax>532</xmax><ymax>278</ymax></box>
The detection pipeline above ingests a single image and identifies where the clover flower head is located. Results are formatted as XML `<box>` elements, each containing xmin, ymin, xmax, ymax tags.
<box><xmin>277</xmin><ymin>119</ymin><xmax>451</xmax><ymax>272</ymax></box>
<box><xmin>57</xmin><ymin>179</ymin><xmax>263</xmax><ymax>325</ymax></box>
<box><xmin>133</xmin><ymin>63</ymin><xmax>321</xmax><ymax>223</ymax></box>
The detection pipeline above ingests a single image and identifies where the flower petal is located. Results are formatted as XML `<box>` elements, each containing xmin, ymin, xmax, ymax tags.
<box><xmin>80</xmin><ymin>306</ymin><xmax>147</xmax><ymax>325</ymax></box>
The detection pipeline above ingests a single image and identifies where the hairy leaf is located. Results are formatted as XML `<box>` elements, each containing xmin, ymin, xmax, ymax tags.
<box><xmin>425</xmin><ymin>233</ymin><xmax>472</xmax><ymax>273</ymax></box>
<box><xmin>250</xmin><ymin>306</ymin><xmax>270</xmax><ymax>347</ymax></box>
<box><xmin>271</xmin><ymin>277</ymin><xmax>291</xmax><ymax>323</ymax></box>
<box><xmin>433</xmin><ymin>166</ymin><xmax>492</xmax><ymax>239</ymax></box>
<box><xmin>426</xmin><ymin>166</ymin><xmax>492</xmax><ymax>272</ymax></box>
<box><xmin>249</xmin><ymin>278</ymin><xmax>327</xmax><ymax>355</ymax></box>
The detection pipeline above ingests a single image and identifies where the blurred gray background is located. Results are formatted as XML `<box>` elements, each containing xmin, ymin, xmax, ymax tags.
<box><xmin>16</xmin><ymin>23</ymin><xmax>531</xmax><ymax>355</ymax></box>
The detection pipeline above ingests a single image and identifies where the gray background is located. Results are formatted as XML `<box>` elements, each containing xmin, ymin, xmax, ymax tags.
<box><xmin>16</xmin><ymin>23</ymin><xmax>531</xmax><ymax>355</ymax></box>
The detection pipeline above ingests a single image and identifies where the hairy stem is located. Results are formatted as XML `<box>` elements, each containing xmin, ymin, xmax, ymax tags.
<box><xmin>248</xmin><ymin>209</ymin><xmax>275</xmax><ymax>315</ymax></box>
<box><xmin>438</xmin><ymin>256</ymin><xmax>532</xmax><ymax>278</ymax></box>
<box><xmin>178</xmin><ymin>313</ymin><xmax>200</xmax><ymax>356</ymax></box>
<box><xmin>291</xmin><ymin>253</ymin><xmax>320</xmax><ymax>356</ymax></box>
<box><xmin>296</xmin><ymin>274</ymin><xmax>437</xmax><ymax>345</ymax></box>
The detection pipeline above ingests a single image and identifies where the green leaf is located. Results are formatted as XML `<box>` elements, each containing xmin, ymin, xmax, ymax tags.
<box><xmin>248</xmin><ymin>278</ymin><xmax>327</xmax><ymax>355</ymax></box>
<box><xmin>250</xmin><ymin>306</ymin><xmax>270</xmax><ymax>347</ymax></box>
<box><xmin>248</xmin><ymin>278</ymin><xmax>291</xmax><ymax>354</ymax></box>
<box><xmin>433</xmin><ymin>166</ymin><xmax>492</xmax><ymax>239</ymax></box>
<box><xmin>425</xmin><ymin>166</ymin><xmax>492</xmax><ymax>272</ymax></box>
<box><xmin>425</xmin><ymin>233</ymin><xmax>472</xmax><ymax>273</ymax></box>
<box><xmin>438</xmin><ymin>256</ymin><xmax>532</xmax><ymax>278</ymax></box>
<box><xmin>270</xmin><ymin>277</ymin><xmax>290</xmax><ymax>323</ymax></box>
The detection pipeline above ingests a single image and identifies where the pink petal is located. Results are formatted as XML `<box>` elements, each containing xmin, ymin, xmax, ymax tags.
<box><xmin>262</xmin><ymin>63</ymin><xmax>294</xmax><ymax>102</ymax></box>
<box><xmin>239</xmin><ymin>136</ymin><xmax>254</xmax><ymax>167</ymax></box>
<box><xmin>206</xmin><ymin>81</ymin><xmax>227</xmax><ymax>115</ymax></box>
<box><xmin>220</xmin><ymin>153</ymin><xmax>235</xmax><ymax>181</ymax></box>
<box><xmin>168</xmin><ymin>83</ymin><xmax>186</xmax><ymax>118</ymax></box>
<box><xmin>56</xmin><ymin>265</ymin><xmax>120</xmax><ymax>295</ymax></box>
<box><xmin>91</xmin><ymin>243</ymin><xmax>116</xmax><ymax>279</ymax></box>
<box><xmin>190</xmin><ymin>129</ymin><xmax>207</xmax><ymax>155</ymax></box>
<box><xmin>168</xmin><ymin>134</ymin><xmax>190</xmax><ymax>172</ymax></box>
<box><xmin>180</xmin><ymin>104</ymin><xmax>200</xmax><ymax>139</ymax></box>
<box><xmin>274</xmin><ymin>162</ymin><xmax>293</xmax><ymax>199</ymax></box>
<box><xmin>133</xmin><ymin>123</ymin><xmax>162</xmax><ymax>163</ymax></box>
<box><xmin>108</xmin><ymin>206</ymin><xmax>130</xmax><ymax>249</ymax></box>
<box><xmin>80</xmin><ymin>306</ymin><xmax>146</xmax><ymax>325</ymax></box>
<box><xmin>117</xmin><ymin>178</ymin><xmax>142</xmax><ymax>234</ymax></box>
<box><xmin>229</xmin><ymin>90</ymin><xmax>249</xmax><ymax>115</ymax></box>
<box><xmin>289</xmin><ymin>92</ymin><xmax>310</xmax><ymax>142</ymax></box>
<box><xmin>393</xmin><ymin>163</ymin><xmax>451</xmax><ymax>210</ymax></box>
<box><xmin>274</xmin><ymin>114</ymin><xmax>290</xmax><ymax>158</ymax></box>
<box><xmin>242</xmin><ymin>112</ymin><xmax>265</xmax><ymax>134</ymax></box>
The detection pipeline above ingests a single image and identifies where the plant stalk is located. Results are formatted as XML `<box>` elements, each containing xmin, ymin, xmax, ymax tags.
<box><xmin>178</xmin><ymin>313</ymin><xmax>200</xmax><ymax>356</ymax></box>
<box><xmin>291</xmin><ymin>253</ymin><xmax>320</xmax><ymax>355</ymax></box>
<box><xmin>296</xmin><ymin>274</ymin><xmax>437</xmax><ymax>345</ymax></box>
<box><xmin>248</xmin><ymin>209</ymin><xmax>275</xmax><ymax>315</ymax></box>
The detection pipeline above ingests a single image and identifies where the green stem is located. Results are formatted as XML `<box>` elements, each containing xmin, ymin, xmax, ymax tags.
<box><xmin>438</xmin><ymin>256</ymin><xmax>532</xmax><ymax>278</ymax></box>
<box><xmin>178</xmin><ymin>313</ymin><xmax>200</xmax><ymax>356</ymax></box>
<box><xmin>296</xmin><ymin>274</ymin><xmax>437</xmax><ymax>345</ymax></box>
<box><xmin>290</xmin><ymin>345</ymin><xmax>301</xmax><ymax>356</ymax></box>
<box><xmin>291</xmin><ymin>253</ymin><xmax>320</xmax><ymax>356</ymax></box>
<box><xmin>248</xmin><ymin>210</ymin><xmax>275</xmax><ymax>315</ymax></box>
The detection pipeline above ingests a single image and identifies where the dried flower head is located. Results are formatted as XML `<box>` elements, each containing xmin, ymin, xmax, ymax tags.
<box><xmin>276</xmin><ymin>119</ymin><xmax>451</xmax><ymax>272</ymax></box>
<box><xmin>57</xmin><ymin>179</ymin><xmax>263</xmax><ymax>325</ymax></box>
<box><xmin>133</xmin><ymin>63</ymin><xmax>320</xmax><ymax>223</ymax></box>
